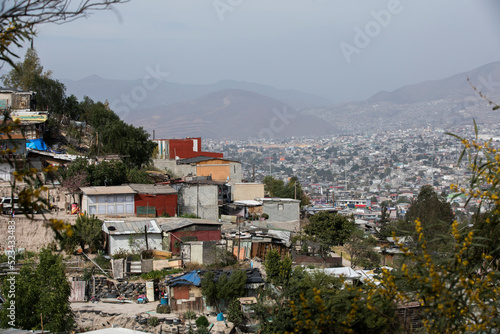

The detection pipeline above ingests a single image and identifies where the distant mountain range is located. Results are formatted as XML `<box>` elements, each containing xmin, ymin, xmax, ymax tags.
<box><xmin>63</xmin><ymin>61</ymin><xmax>500</xmax><ymax>138</ymax></box>
<box><xmin>306</xmin><ymin>61</ymin><xmax>500</xmax><ymax>134</ymax></box>
<box><xmin>62</xmin><ymin>76</ymin><xmax>332</xmax><ymax>112</ymax></box>
<box><xmin>127</xmin><ymin>89</ymin><xmax>336</xmax><ymax>140</ymax></box>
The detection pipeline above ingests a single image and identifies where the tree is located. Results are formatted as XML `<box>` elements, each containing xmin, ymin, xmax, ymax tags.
<box><xmin>0</xmin><ymin>249</ymin><xmax>74</xmax><ymax>332</ymax></box>
<box><xmin>376</xmin><ymin>202</ymin><xmax>391</xmax><ymax>240</ymax></box>
<box><xmin>2</xmin><ymin>48</ymin><xmax>51</xmax><ymax>89</ymax></box>
<box><xmin>73</xmin><ymin>213</ymin><xmax>103</xmax><ymax>252</ymax></box>
<box><xmin>201</xmin><ymin>271</ymin><xmax>218</xmax><ymax>308</ymax></box>
<box><xmin>304</xmin><ymin>211</ymin><xmax>355</xmax><ymax>254</ymax></box>
<box><xmin>263</xmin><ymin>175</ymin><xmax>310</xmax><ymax>207</ymax></box>
<box><xmin>0</xmin><ymin>0</ymin><xmax>130</xmax><ymax>67</ymax></box>
<box><xmin>227</xmin><ymin>298</ymin><xmax>245</xmax><ymax>328</ymax></box>
<box><xmin>201</xmin><ymin>270</ymin><xmax>247</xmax><ymax>311</ymax></box>
<box><xmin>264</xmin><ymin>248</ymin><xmax>292</xmax><ymax>287</ymax></box>
<box><xmin>344</xmin><ymin>229</ymin><xmax>381</xmax><ymax>269</ymax></box>
<box><xmin>254</xmin><ymin>267</ymin><xmax>398</xmax><ymax>334</ymax></box>
<box><xmin>405</xmin><ymin>184</ymin><xmax>455</xmax><ymax>253</ymax></box>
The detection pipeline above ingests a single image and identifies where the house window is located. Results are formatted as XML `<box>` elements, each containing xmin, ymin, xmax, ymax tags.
<box><xmin>278</xmin><ymin>204</ymin><xmax>284</xmax><ymax>210</ymax></box>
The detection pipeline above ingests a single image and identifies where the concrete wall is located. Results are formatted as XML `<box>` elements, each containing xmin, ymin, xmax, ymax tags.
<box><xmin>233</xmin><ymin>183</ymin><xmax>264</xmax><ymax>201</ymax></box>
<box><xmin>153</xmin><ymin>159</ymin><xmax>196</xmax><ymax>179</ymax></box>
<box><xmin>262</xmin><ymin>199</ymin><xmax>300</xmax><ymax>222</ymax></box>
<box><xmin>108</xmin><ymin>233</ymin><xmax>163</xmax><ymax>255</ymax></box>
<box><xmin>230</xmin><ymin>162</ymin><xmax>243</xmax><ymax>183</ymax></box>
<box><xmin>178</xmin><ymin>184</ymin><xmax>218</xmax><ymax>221</ymax></box>
<box><xmin>0</xmin><ymin>216</ymin><xmax>56</xmax><ymax>252</ymax></box>
<box><xmin>196</xmin><ymin>161</ymin><xmax>230</xmax><ymax>182</ymax></box>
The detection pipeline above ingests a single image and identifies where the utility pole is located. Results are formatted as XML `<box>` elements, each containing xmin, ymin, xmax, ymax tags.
<box><xmin>253</xmin><ymin>164</ymin><xmax>255</xmax><ymax>182</ymax></box>
<box><xmin>237</xmin><ymin>218</ymin><xmax>241</xmax><ymax>261</ymax></box>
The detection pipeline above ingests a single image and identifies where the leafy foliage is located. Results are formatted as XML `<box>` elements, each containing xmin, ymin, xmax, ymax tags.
<box><xmin>376</xmin><ymin>202</ymin><xmax>392</xmax><ymax>240</ymax></box>
<box><xmin>227</xmin><ymin>298</ymin><xmax>245</xmax><ymax>327</ymax></box>
<box><xmin>404</xmin><ymin>184</ymin><xmax>455</xmax><ymax>253</ymax></box>
<box><xmin>264</xmin><ymin>248</ymin><xmax>292</xmax><ymax>286</ymax></box>
<box><xmin>3</xmin><ymin>49</ymin><xmax>156</xmax><ymax>169</ymax></box>
<box><xmin>58</xmin><ymin>213</ymin><xmax>103</xmax><ymax>253</ymax></box>
<box><xmin>344</xmin><ymin>229</ymin><xmax>381</xmax><ymax>269</ymax></box>
<box><xmin>304</xmin><ymin>211</ymin><xmax>355</xmax><ymax>253</ymax></box>
<box><xmin>263</xmin><ymin>175</ymin><xmax>310</xmax><ymax>207</ymax></box>
<box><xmin>0</xmin><ymin>249</ymin><xmax>75</xmax><ymax>332</ymax></box>
<box><xmin>254</xmin><ymin>267</ymin><xmax>398</xmax><ymax>334</ymax></box>
<box><xmin>201</xmin><ymin>270</ymin><xmax>248</xmax><ymax>311</ymax></box>
<box><xmin>196</xmin><ymin>315</ymin><xmax>209</xmax><ymax>328</ymax></box>
<box><xmin>58</xmin><ymin>156</ymin><xmax>153</xmax><ymax>187</ymax></box>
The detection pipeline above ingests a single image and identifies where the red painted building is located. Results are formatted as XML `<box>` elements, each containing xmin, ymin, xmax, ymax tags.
<box><xmin>129</xmin><ymin>184</ymin><xmax>178</xmax><ymax>217</ymax></box>
<box><xmin>153</xmin><ymin>137</ymin><xmax>223</xmax><ymax>160</ymax></box>
<box><xmin>158</xmin><ymin>219</ymin><xmax>222</xmax><ymax>254</ymax></box>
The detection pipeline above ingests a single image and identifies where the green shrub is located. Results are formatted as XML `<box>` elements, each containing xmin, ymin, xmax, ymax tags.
<box><xmin>94</xmin><ymin>254</ymin><xmax>111</xmax><ymax>270</ymax></box>
<box><xmin>111</xmin><ymin>248</ymin><xmax>130</xmax><ymax>259</ymax></box>
<box><xmin>196</xmin><ymin>315</ymin><xmax>209</xmax><ymax>329</ymax></box>
<box><xmin>148</xmin><ymin>317</ymin><xmax>159</xmax><ymax>326</ymax></box>
<box><xmin>156</xmin><ymin>304</ymin><xmax>171</xmax><ymax>314</ymax></box>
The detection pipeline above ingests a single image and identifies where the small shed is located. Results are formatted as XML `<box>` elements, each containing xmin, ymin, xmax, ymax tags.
<box><xmin>102</xmin><ymin>219</ymin><xmax>162</xmax><ymax>255</ymax></box>
<box><xmin>159</xmin><ymin>218</ymin><xmax>222</xmax><ymax>254</ymax></box>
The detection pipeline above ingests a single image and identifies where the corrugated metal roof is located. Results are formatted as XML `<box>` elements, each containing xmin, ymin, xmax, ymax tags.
<box><xmin>177</xmin><ymin>156</ymin><xmax>239</xmax><ymax>164</ymax></box>
<box><xmin>128</xmin><ymin>183</ymin><xmax>177</xmax><ymax>195</ymax></box>
<box><xmin>159</xmin><ymin>218</ymin><xmax>222</xmax><ymax>232</ymax></box>
<box><xmin>80</xmin><ymin>185</ymin><xmax>136</xmax><ymax>195</ymax></box>
<box><xmin>103</xmin><ymin>219</ymin><xmax>161</xmax><ymax>235</ymax></box>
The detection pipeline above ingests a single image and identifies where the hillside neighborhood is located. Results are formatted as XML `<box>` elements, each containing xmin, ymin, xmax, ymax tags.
<box><xmin>1</xmin><ymin>2</ymin><xmax>500</xmax><ymax>332</ymax></box>
<box><xmin>0</xmin><ymin>78</ymin><xmax>497</xmax><ymax>333</ymax></box>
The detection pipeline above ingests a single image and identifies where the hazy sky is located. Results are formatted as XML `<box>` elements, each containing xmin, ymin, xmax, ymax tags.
<box><xmin>7</xmin><ymin>0</ymin><xmax>500</xmax><ymax>103</ymax></box>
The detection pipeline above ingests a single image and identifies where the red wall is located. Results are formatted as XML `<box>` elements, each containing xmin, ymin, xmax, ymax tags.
<box><xmin>170</xmin><ymin>230</ymin><xmax>221</xmax><ymax>253</ymax></box>
<box><xmin>168</xmin><ymin>138</ymin><xmax>223</xmax><ymax>160</ymax></box>
<box><xmin>134</xmin><ymin>193</ymin><xmax>178</xmax><ymax>217</ymax></box>
<box><xmin>173</xmin><ymin>285</ymin><xmax>189</xmax><ymax>300</ymax></box>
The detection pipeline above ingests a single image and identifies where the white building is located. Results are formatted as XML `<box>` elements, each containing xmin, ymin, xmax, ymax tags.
<box><xmin>102</xmin><ymin>219</ymin><xmax>162</xmax><ymax>255</ymax></box>
<box><xmin>80</xmin><ymin>186</ymin><xmax>136</xmax><ymax>216</ymax></box>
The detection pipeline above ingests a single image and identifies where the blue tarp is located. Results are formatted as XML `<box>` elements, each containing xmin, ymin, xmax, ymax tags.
<box><xmin>168</xmin><ymin>270</ymin><xmax>201</xmax><ymax>287</ymax></box>
<box><xmin>26</xmin><ymin>139</ymin><xmax>48</xmax><ymax>151</ymax></box>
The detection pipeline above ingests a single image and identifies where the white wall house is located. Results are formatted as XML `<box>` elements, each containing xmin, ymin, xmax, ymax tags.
<box><xmin>80</xmin><ymin>186</ymin><xmax>136</xmax><ymax>217</ymax></box>
<box><xmin>102</xmin><ymin>219</ymin><xmax>163</xmax><ymax>255</ymax></box>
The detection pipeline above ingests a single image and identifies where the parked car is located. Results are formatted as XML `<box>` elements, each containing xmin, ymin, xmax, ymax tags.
<box><xmin>0</xmin><ymin>197</ymin><xmax>20</xmax><ymax>215</ymax></box>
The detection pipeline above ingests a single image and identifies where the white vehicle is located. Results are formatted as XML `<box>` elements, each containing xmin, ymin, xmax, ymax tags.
<box><xmin>0</xmin><ymin>197</ymin><xmax>20</xmax><ymax>215</ymax></box>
